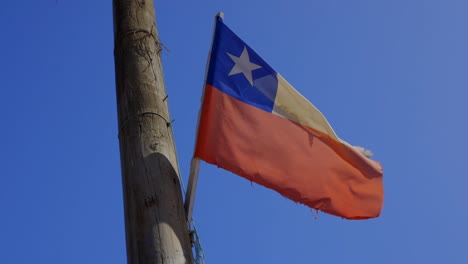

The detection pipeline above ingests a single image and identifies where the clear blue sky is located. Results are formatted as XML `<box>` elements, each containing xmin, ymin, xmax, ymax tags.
<box><xmin>1</xmin><ymin>1</ymin><xmax>467</xmax><ymax>263</ymax></box>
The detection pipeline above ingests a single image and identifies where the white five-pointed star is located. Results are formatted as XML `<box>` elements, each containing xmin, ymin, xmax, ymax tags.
<box><xmin>227</xmin><ymin>47</ymin><xmax>262</xmax><ymax>86</ymax></box>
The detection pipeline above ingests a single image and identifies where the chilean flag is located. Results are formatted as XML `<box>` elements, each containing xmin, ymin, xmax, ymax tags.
<box><xmin>194</xmin><ymin>16</ymin><xmax>383</xmax><ymax>219</ymax></box>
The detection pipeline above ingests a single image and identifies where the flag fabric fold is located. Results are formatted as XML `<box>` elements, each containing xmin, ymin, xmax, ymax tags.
<box><xmin>194</xmin><ymin>16</ymin><xmax>383</xmax><ymax>219</ymax></box>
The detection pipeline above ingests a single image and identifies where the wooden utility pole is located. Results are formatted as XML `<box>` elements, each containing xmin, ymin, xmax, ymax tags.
<box><xmin>113</xmin><ymin>1</ymin><xmax>193</xmax><ymax>263</ymax></box>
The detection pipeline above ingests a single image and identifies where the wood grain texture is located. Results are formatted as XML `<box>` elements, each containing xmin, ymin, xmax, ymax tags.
<box><xmin>113</xmin><ymin>0</ymin><xmax>193</xmax><ymax>263</ymax></box>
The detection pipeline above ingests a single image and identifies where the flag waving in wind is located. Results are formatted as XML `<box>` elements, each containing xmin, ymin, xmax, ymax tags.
<box><xmin>194</xmin><ymin>15</ymin><xmax>383</xmax><ymax>219</ymax></box>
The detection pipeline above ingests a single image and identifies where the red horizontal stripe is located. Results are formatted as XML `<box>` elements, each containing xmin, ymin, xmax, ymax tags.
<box><xmin>195</xmin><ymin>85</ymin><xmax>383</xmax><ymax>219</ymax></box>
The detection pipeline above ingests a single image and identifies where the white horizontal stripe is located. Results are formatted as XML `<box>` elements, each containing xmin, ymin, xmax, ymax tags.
<box><xmin>273</xmin><ymin>74</ymin><xmax>339</xmax><ymax>141</ymax></box>
<box><xmin>272</xmin><ymin>74</ymin><xmax>377</xmax><ymax>159</ymax></box>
